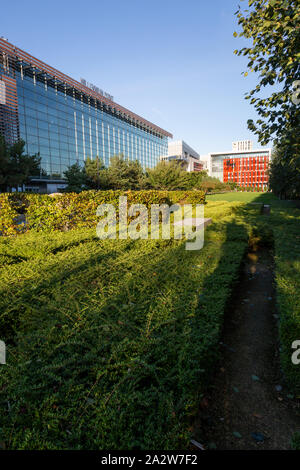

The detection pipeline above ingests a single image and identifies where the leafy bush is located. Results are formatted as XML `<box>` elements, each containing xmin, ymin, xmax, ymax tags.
<box><xmin>63</xmin><ymin>156</ymin><xmax>242</xmax><ymax>194</ymax></box>
<box><xmin>146</xmin><ymin>160</ymin><xmax>190</xmax><ymax>190</ymax></box>
<box><xmin>0</xmin><ymin>190</ymin><xmax>206</xmax><ymax>234</ymax></box>
<box><xmin>291</xmin><ymin>432</ymin><xmax>300</xmax><ymax>450</ymax></box>
<box><xmin>0</xmin><ymin>136</ymin><xmax>42</xmax><ymax>192</ymax></box>
<box><xmin>0</xmin><ymin>194</ymin><xmax>22</xmax><ymax>236</ymax></box>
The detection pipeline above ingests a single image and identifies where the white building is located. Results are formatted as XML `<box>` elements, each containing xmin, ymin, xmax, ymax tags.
<box><xmin>232</xmin><ymin>140</ymin><xmax>253</xmax><ymax>152</ymax></box>
<box><xmin>161</xmin><ymin>140</ymin><xmax>205</xmax><ymax>172</ymax></box>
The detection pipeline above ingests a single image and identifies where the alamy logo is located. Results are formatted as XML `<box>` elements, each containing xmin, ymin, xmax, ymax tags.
<box><xmin>96</xmin><ymin>196</ymin><xmax>205</xmax><ymax>251</ymax></box>
<box><xmin>291</xmin><ymin>340</ymin><xmax>300</xmax><ymax>365</ymax></box>
<box><xmin>291</xmin><ymin>80</ymin><xmax>300</xmax><ymax>105</ymax></box>
<box><xmin>0</xmin><ymin>340</ymin><xmax>6</xmax><ymax>364</ymax></box>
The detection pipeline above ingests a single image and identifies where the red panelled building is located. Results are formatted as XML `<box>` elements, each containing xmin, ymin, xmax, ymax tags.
<box><xmin>193</xmin><ymin>161</ymin><xmax>204</xmax><ymax>172</ymax></box>
<box><xmin>223</xmin><ymin>155</ymin><xmax>270</xmax><ymax>191</ymax></box>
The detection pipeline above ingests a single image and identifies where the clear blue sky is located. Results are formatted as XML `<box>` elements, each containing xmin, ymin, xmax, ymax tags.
<box><xmin>2</xmin><ymin>0</ymin><xmax>270</xmax><ymax>155</ymax></box>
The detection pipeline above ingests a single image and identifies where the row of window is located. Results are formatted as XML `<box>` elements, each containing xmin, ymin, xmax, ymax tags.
<box><xmin>17</xmin><ymin>74</ymin><xmax>164</xmax><ymax>140</ymax></box>
<box><xmin>23</xmin><ymin>135</ymin><xmax>164</xmax><ymax>157</ymax></box>
<box><xmin>225</xmin><ymin>157</ymin><xmax>269</xmax><ymax>161</ymax></box>
<box><xmin>226</xmin><ymin>173</ymin><xmax>268</xmax><ymax>178</ymax></box>
<box><xmin>227</xmin><ymin>178</ymin><xmax>268</xmax><ymax>182</ymax></box>
<box><xmin>18</xmin><ymin>107</ymin><xmax>164</xmax><ymax>144</ymax></box>
<box><xmin>225</xmin><ymin>163</ymin><xmax>269</xmax><ymax>167</ymax></box>
<box><xmin>12</xmin><ymin>71</ymin><xmax>169</xmax><ymax>176</ymax></box>
<box><xmin>222</xmin><ymin>155</ymin><xmax>269</xmax><ymax>160</ymax></box>
<box><xmin>20</xmin><ymin>124</ymin><xmax>163</xmax><ymax>150</ymax></box>
<box><xmin>19</xmin><ymin>122</ymin><xmax>164</xmax><ymax>150</ymax></box>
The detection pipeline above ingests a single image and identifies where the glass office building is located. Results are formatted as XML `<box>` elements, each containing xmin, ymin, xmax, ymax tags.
<box><xmin>0</xmin><ymin>38</ymin><xmax>172</xmax><ymax>190</ymax></box>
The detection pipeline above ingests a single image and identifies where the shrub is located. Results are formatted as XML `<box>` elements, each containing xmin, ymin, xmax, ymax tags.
<box><xmin>0</xmin><ymin>190</ymin><xmax>206</xmax><ymax>234</ymax></box>
<box><xmin>291</xmin><ymin>432</ymin><xmax>300</xmax><ymax>450</ymax></box>
<box><xmin>0</xmin><ymin>194</ymin><xmax>23</xmax><ymax>236</ymax></box>
<box><xmin>0</xmin><ymin>202</ymin><xmax>247</xmax><ymax>450</ymax></box>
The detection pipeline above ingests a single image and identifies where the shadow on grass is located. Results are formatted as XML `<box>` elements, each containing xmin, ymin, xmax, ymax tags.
<box><xmin>230</xmin><ymin>197</ymin><xmax>300</xmax><ymax>394</ymax></box>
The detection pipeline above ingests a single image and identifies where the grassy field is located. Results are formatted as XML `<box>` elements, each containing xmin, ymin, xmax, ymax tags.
<box><xmin>0</xmin><ymin>195</ymin><xmax>299</xmax><ymax>449</ymax></box>
<box><xmin>268</xmin><ymin>207</ymin><xmax>300</xmax><ymax>395</ymax></box>
<box><xmin>206</xmin><ymin>191</ymin><xmax>299</xmax><ymax>208</ymax></box>
<box><xmin>218</xmin><ymin>194</ymin><xmax>300</xmax><ymax>396</ymax></box>
<box><xmin>219</xmin><ymin>194</ymin><xmax>300</xmax><ymax>397</ymax></box>
<box><xmin>206</xmin><ymin>191</ymin><xmax>274</xmax><ymax>203</ymax></box>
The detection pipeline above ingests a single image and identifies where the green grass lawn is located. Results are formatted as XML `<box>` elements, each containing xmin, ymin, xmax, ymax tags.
<box><xmin>233</xmin><ymin>199</ymin><xmax>300</xmax><ymax>396</ymax></box>
<box><xmin>267</xmin><ymin>207</ymin><xmax>300</xmax><ymax>395</ymax></box>
<box><xmin>206</xmin><ymin>191</ymin><xmax>298</xmax><ymax>208</ymax></box>
<box><xmin>206</xmin><ymin>191</ymin><xmax>272</xmax><ymax>203</ymax></box>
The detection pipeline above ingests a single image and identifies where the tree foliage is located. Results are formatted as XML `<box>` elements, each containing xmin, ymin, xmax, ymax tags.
<box><xmin>106</xmin><ymin>155</ymin><xmax>145</xmax><ymax>190</ymax></box>
<box><xmin>63</xmin><ymin>155</ymin><xmax>241</xmax><ymax>193</ymax></box>
<box><xmin>64</xmin><ymin>155</ymin><xmax>145</xmax><ymax>192</ymax></box>
<box><xmin>183</xmin><ymin>170</ymin><xmax>209</xmax><ymax>189</ymax></box>
<box><xmin>234</xmin><ymin>0</ymin><xmax>300</xmax><ymax>145</ymax></box>
<box><xmin>85</xmin><ymin>157</ymin><xmax>107</xmax><ymax>189</ymax></box>
<box><xmin>269</xmin><ymin>133</ymin><xmax>300</xmax><ymax>199</ymax></box>
<box><xmin>146</xmin><ymin>160</ymin><xmax>190</xmax><ymax>190</ymax></box>
<box><xmin>64</xmin><ymin>162</ymin><xmax>87</xmax><ymax>193</ymax></box>
<box><xmin>0</xmin><ymin>136</ymin><xmax>41</xmax><ymax>191</ymax></box>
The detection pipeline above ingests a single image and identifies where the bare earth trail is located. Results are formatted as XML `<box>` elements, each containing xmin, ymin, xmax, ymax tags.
<box><xmin>195</xmin><ymin>247</ymin><xmax>300</xmax><ymax>450</ymax></box>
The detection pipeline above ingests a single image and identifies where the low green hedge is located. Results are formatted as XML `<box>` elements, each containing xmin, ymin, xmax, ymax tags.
<box><xmin>0</xmin><ymin>203</ymin><xmax>247</xmax><ymax>450</ymax></box>
<box><xmin>0</xmin><ymin>190</ymin><xmax>206</xmax><ymax>234</ymax></box>
<box><xmin>0</xmin><ymin>194</ymin><xmax>20</xmax><ymax>236</ymax></box>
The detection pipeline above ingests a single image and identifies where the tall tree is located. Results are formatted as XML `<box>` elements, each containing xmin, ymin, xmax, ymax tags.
<box><xmin>106</xmin><ymin>155</ymin><xmax>145</xmax><ymax>190</ymax></box>
<box><xmin>85</xmin><ymin>156</ymin><xmax>107</xmax><ymax>189</ymax></box>
<box><xmin>146</xmin><ymin>160</ymin><xmax>190</xmax><ymax>190</ymax></box>
<box><xmin>269</xmin><ymin>135</ymin><xmax>300</xmax><ymax>199</ymax></box>
<box><xmin>64</xmin><ymin>162</ymin><xmax>87</xmax><ymax>193</ymax></box>
<box><xmin>0</xmin><ymin>136</ymin><xmax>41</xmax><ymax>191</ymax></box>
<box><xmin>184</xmin><ymin>170</ymin><xmax>209</xmax><ymax>190</ymax></box>
<box><xmin>234</xmin><ymin>0</ymin><xmax>300</xmax><ymax>145</ymax></box>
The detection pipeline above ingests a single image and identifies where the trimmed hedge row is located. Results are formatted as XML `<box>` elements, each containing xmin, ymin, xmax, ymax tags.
<box><xmin>0</xmin><ymin>190</ymin><xmax>206</xmax><ymax>234</ymax></box>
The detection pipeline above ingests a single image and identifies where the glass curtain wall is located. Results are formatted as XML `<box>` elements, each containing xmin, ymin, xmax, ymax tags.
<box><xmin>16</xmin><ymin>70</ymin><xmax>168</xmax><ymax>178</ymax></box>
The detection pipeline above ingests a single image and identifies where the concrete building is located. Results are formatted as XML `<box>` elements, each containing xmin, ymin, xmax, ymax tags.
<box><xmin>161</xmin><ymin>140</ymin><xmax>205</xmax><ymax>172</ymax></box>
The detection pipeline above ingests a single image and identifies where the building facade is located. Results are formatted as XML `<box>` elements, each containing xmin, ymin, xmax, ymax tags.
<box><xmin>206</xmin><ymin>144</ymin><xmax>272</xmax><ymax>191</ymax></box>
<box><xmin>161</xmin><ymin>140</ymin><xmax>205</xmax><ymax>172</ymax></box>
<box><xmin>0</xmin><ymin>38</ymin><xmax>172</xmax><ymax>191</ymax></box>
<box><xmin>223</xmin><ymin>154</ymin><xmax>270</xmax><ymax>190</ymax></box>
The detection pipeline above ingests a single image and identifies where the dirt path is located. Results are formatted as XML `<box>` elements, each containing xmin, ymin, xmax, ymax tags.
<box><xmin>195</xmin><ymin>247</ymin><xmax>300</xmax><ymax>450</ymax></box>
